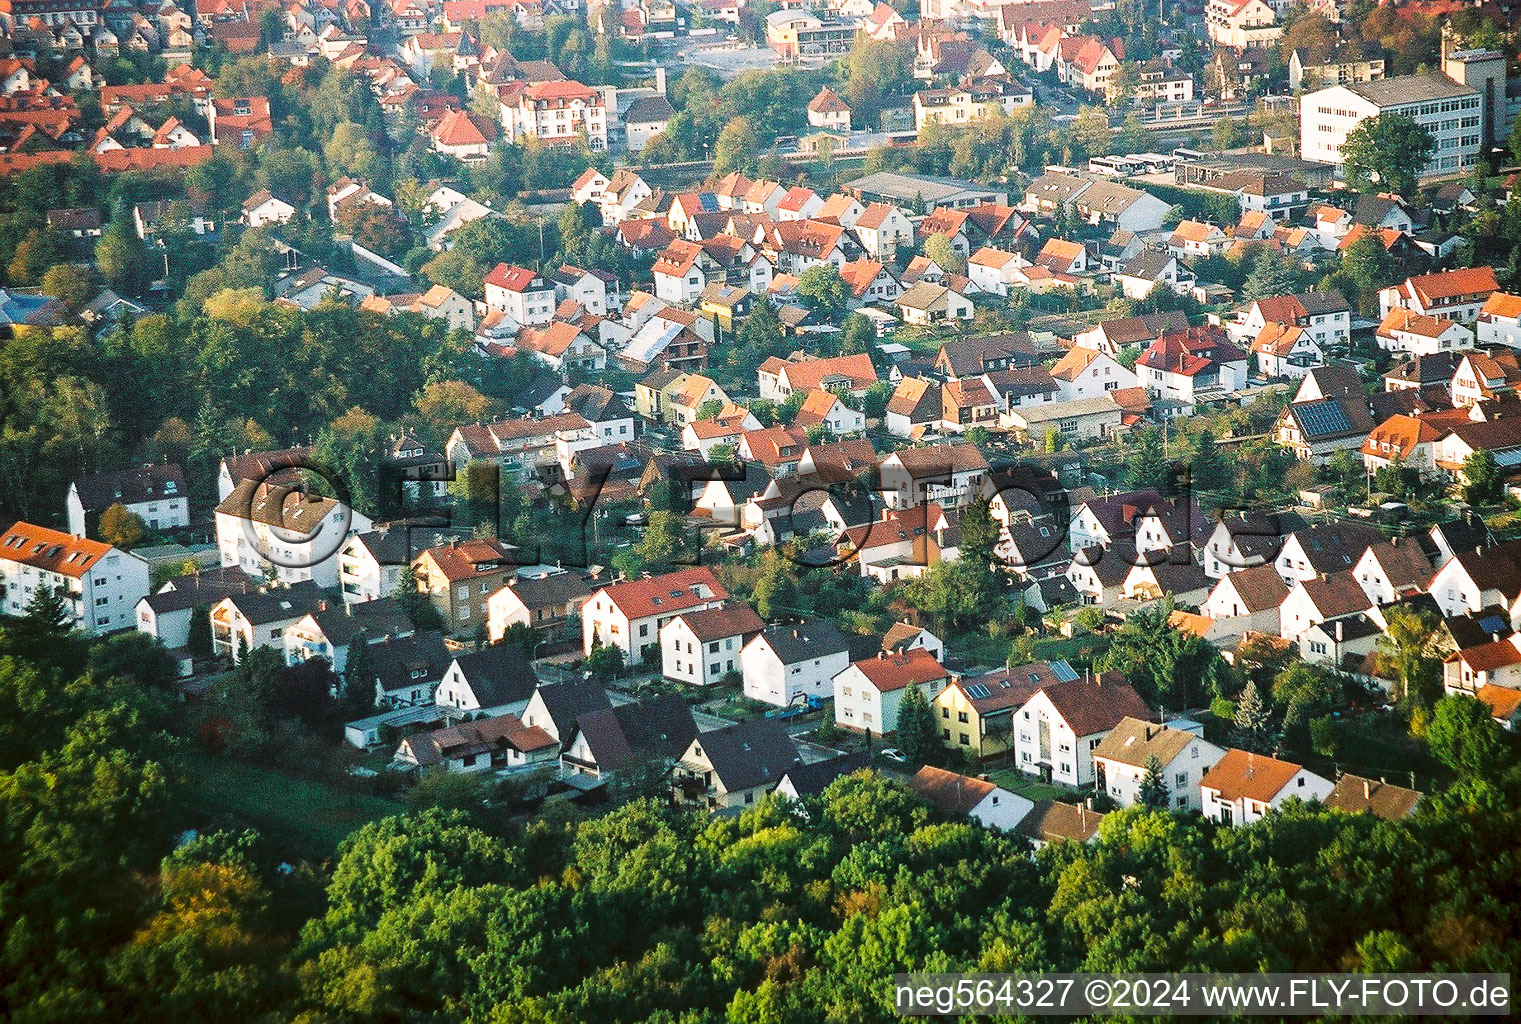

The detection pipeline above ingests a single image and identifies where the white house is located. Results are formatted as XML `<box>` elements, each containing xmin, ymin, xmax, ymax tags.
<box><xmin>1091</xmin><ymin>716</ymin><xmax>1223</xmax><ymax>812</ymax></box>
<box><xmin>241</xmin><ymin>189</ymin><xmax>297</xmax><ymax>227</ymax></box>
<box><xmin>1012</xmin><ymin>676</ymin><xmax>1154</xmax><ymax>788</ymax></box>
<box><xmin>581</xmin><ymin>566</ymin><xmax>728</xmax><ymax>663</ymax></box>
<box><xmin>215</xmin><ymin>480</ymin><xmax>372</xmax><ymax>590</ymax></box>
<box><xmin>660</xmin><ymin>603</ymin><xmax>766</xmax><ymax>687</ymax></box>
<box><xmin>483</xmin><ymin>262</ymin><xmax>556</xmax><ymax>328</ymax></box>
<box><xmin>833</xmin><ymin>648</ymin><xmax>951</xmax><ymax>736</ymax></box>
<box><xmin>432</xmin><ymin>644</ymin><xmax>541</xmax><ymax>717</ymax></box>
<box><xmin>1201</xmin><ymin>564</ymin><xmax>1289</xmax><ymax>634</ymax></box>
<box><xmin>1478</xmin><ymin>292</ymin><xmax>1521</xmax><ymax>349</ymax></box>
<box><xmin>908</xmin><ymin>765</ymin><xmax>1033</xmax><ymax>831</ymax></box>
<box><xmin>741</xmin><ymin>619</ymin><xmax>854</xmax><ymax>708</ymax></box>
<box><xmin>67</xmin><ymin>464</ymin><xmax>189</xmax><ymax>538</ymax></box>
<box><xmin>1049</xmin><ymin>346</ymin><xmax>1136</xmax><ymax>401</ymax></box>
<box><xmin>1379</xmin><ymin>266</ymin><xmax>1500</xmax><ymax>323</ymax></box>
<box><xmin>0</xmin><ymin>522</ymin><xmax>151</xmax><ymax>636</ymax></box>
<box><xmin>1200</xmin><ymin>748</ymin><xmax>1334</xmax><ymax>825</ymax></box>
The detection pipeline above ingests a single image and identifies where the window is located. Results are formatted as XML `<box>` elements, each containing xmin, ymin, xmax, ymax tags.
<box><xmin>944</xmin><ymin>728</ymin><xmax>952</xmax><ymax>740</ymax></box>
<box><xmin>957</xmin><ymin>711</ymin><xmax>968</xmax><ymax>723</ymax></box>
<box><xmin>959</xmin><ymin>733</ymin><xmax>970</xmax><ymax>745</ymax></box>
<box><xmin>941</xmin><ymin>707</ymin><xmax>949</xmax><ymax>718</ymax></box>
<box><xmin>639</xmin><ymin>624</ymin><xmax>648</xmax><ymax>637</ymax></box>
<box><xmin>1175</xmin><ymin>772</ymin><xmax>1187</xmax><ymax>786</ymax></box>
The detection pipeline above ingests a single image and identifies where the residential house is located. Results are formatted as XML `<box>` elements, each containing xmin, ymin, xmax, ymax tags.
<box><xmin>483</xmin><ymin>262</ymin><xmax>556</xmax><ymax>327</ymax></box>
<box><xmin>673</xmin><ymin>718</ymin><xmax>800</xmax><ymax>810</ymax></box>
<box><xmin>1091</xmin><ymin>716</ymin><xmax>1224</xmax><ymax>811</ymax></box>
<box><xmin>67</xmin><ymin>463</ymin><xmax>188</xmax><ymax>538</ymax></box>
<box><xmin>908</xmin><ymin>765</ymin><xmax>1033</xmax><ymax>830</ymax></box>
<box><xmin>1200</xmin><ymin>748</ymin><xmax>1334</xmax><ymax>825</ymax></box>
<box><xmin>560</xmin><ymin>694</ymin><xmax>699</xmax><ymax>780</ymax></box>
<box><xmin>660</xmin><ymin>603</ymin><xmax>766</xmax><ymax>687</ymax></box>
<box><xmin>1376</xmin><ymin>309</ymin><xmax>1472</xmax><ymax>355</ymax></box>
<box><xmin>208</xmin><ymin>581</ymin><xmax>327</xmax><ymax>663</ymax></box>
<box><xmin>283</xmin><ymin>598</ymin><xmax>414</xmax><ymax>675</ymax></box>
<box><xmin>742</xmin><ymin>618</ymin><xmax>854</xmax><ymax>707</ymax></box>
<box><xmin>487</xmin><ymin>569</ymin><xmax>599</xmax><ymax>640</ymax></box>
<box><xmin>1279</xmin><ymin>572</ymin><xmax>1373</xmax><ymax>641</ymax></box>
<box><xmin>1050</xmin><ymin>346</ymin><xmax>1136</xmax><ymax>401</ymax></box>
<box><xmin>215</xmin><ymin>480</ymin><xmax>373</xmax><ymax>589</ymax></box>
<box><xmin>412</xmin><ymin>538</ymin><xmax>519</xmax><ymax>635</ymax></box>
<box><xmin>135</xmin><ymin>567</ymin><xmax>259</xmax><ymax>652</ymax></box>
<box><xmin>1201</xmin><ymin>564</ymin><xmax>1290</xmax><ymax>634</ymax></box>
<box><xmin>433</xmin><ymin>643</ymin><xmax>541</xmax><ymax>716</ymax></box>
<box><xmin>1013</xmin><ymin>675</ymin><xmax>1154</xmax><ymax>787</ymax></box>
<box><xmin>581</xmin><ymin>566</ymin><xmax>728</xmax><ymax>663</ymax></box>
<box><xmin>393</xmin><ymin>714</ymin><xmax>557</xmax><ymax>773</ymax></box>
<box><xmin>879</xmin><ymin>443</ymin><xmax>988</xmax><ymax>508</ymax></box>
<box><xmin>1324</xmin><ymin>774</ymin><xmax>1421</xmax><ymax>819</ymax></box>
<box><xmin>833</xmin><ymin>647</ymin><xmax>952</xmax><ymax>736</ymax></box>
<box><xmin>368</xmin><ymin>631</ymin><xmax>455</xmax><ymax>708</ymax></box>
<box><xmin>1379</xmin><ymin>266</ymin><xmax>1500</xmax><ymax>323</ymax></box>
<box><xmin>0</xmin><ymin>522</ymin><xmax>151</xmax><ymax>636</ymax></box>
<box><xmin>935</xmin><ymin>663</ymin><xmax>1060</xmax><ymax>760</ymax></box>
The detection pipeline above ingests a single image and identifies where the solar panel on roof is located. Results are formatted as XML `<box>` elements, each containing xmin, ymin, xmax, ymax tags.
<box><xmin>1297</xmin><ymin>400</ymin><xmax>1354</xmax><ymax>438</ymax></box>
<box><xmin>965</xmin><ymin>683</ymin><xmax>991</xmax><ymax>699</ymax></box>
<box><xmin>1050</xmin><ymin>659</ymin><xmax>1079</xmax><ymax>682</ymax></box>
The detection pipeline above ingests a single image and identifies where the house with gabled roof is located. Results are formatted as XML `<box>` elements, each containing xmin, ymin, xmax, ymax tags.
<box><xmin>582</xmin><ymin>566</ymin><xmax>728</xmax><ymax>663</ymax></box>
<box><xmin>207</xmin><ymin>581</ymin><xmax>328</xmax><ymax>664</ymax></box>
<box><xmin>560</xmin><ymin>693</ymin><xmax>699</xmax><ymax>780</ymax></box>
<box><xmin>412</xmin><ymin>537</ymin><xmax>519</xmax><ymax>635</ymax></box>
<box><xmin>1273</xmin><ymin>395</ymin><xmax>1375</xmax><ymax>462</ymax></box>
<box><xmin>833</xmin><ymin>647</ymin><xmax>951</xmax><ymax>736</ymax></box>
<box><xmin>1274</xmin><ymin>523</ymin><xmax>1381</xmax><ymax>585</ymax></box>
<box><xmin>0</xmin><ymin>522</ymin><xmax>151</xmax><ymax>636</ymax></box>
<box><xmin>283</xmin><ymin>597</ymin><xmax>414</xmax><ymax>675</ymax></box>
<box><xmin>1202</xmin><ymin>563</ymin><xmax>1289</xmax><ymax>634</ymax></box>
<box><xmin>394</xmin><ymin>713</ymin><xmax>556</xmax><ymax>774</ymax></box>
<box><xmin>741</xmin><ymin>618</ymin><xmax>855</xmax><ymax>708</ymax></box>
<box><xmin>1013</xmin><ymin>674</ymin><xmax>1153</xmax><ymax>786</ymax></box>
<box><xmin>1428</xmin><ymin>539</ymin><xmax>1521</xmax><ymax>619</ymax></box>
<box><xmin>1092</xmin><ymin>716</ymin><xmax>1222</xmax><ymax>811</ymax></box>
<box><xmin>908</xmin><ymin>765</ymin><xmax>1032</xmax><ymax>830</ymax></box>
<box><xmin>1376</xmin><ymin>308</ymin><xmax>1472</xmax><ymax>356</ymax></box>
<box><xmin>1353</xmin><ymin>538</ymin><xmax>1434</xmax><ymax>606</ymax></box>
<box><xmin>1325</xmin><ymin>774</ymin><xmax>1421</xmax><ymax>819</ymax></box>
<box><xmin>674</xmin><ymin>717</ymin><xmax>800</xmax><ymax>810</ymax></box>
<box><xmin>1201</xmin><ymin>748</ymin><xmax>1333</xmax><ymax>825</ymax></box>
<box><xmin>1279</xmin><ymin>571</ymin><xmax>1374</xmax><ymax>641</ymax></box>
<box><xmin>936</xmin><ymin>661</ymin><xmax>1063</xmax><ymax>759</ymax></box>
<box><xmin>879</xmin><ymin>443</ymin><xmax>988</xmax><ymax>508</ymax></box>
<box><xmin>1379</xmin><ymin>266</ymin><xmax>1499</xmax><ymax>323</ymax></box>
<box><xmin>660</xmin><ymin>603</ymin><xmax>766</xmax><ymax>687</ymax></box>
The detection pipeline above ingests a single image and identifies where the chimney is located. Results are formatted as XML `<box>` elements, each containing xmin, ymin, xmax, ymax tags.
<box><xmin>655</xmin><ymin>66</ymin><xmax>667</xmax><ymax>95</ymax></box>
<box><xmin>878</xmin><ymin>650</ymin><xmax>886</xmax><ymax>659</ymax></box>
<box><xmin>1335</xmin><ymin>620</ymin><xmax>1343</xmax><ymax>642</ymax></box>
<box><xmin>1363</xmin><ymin>778</ymin><xmax>1371</xmax><ymax>800</ymax></box>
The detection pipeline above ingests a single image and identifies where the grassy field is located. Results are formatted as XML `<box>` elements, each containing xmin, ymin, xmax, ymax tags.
<box><xmin>184</xmin><ymin>754</ymin><xmax>406</xmax><ymax>861</ymax></box>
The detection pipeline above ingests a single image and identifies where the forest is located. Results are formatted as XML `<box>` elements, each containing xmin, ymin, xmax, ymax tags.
<box><xmin>1</xmin><ymin>596</ymin><xmax>1518</xmax><ymax>1024</ymax></box>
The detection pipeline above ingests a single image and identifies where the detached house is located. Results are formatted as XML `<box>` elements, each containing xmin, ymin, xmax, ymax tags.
<box><xmin>833</xmin><ymin>647</ymin><xmax>952</xmax><ymax>736</ymax></box>
<box><xmin>1012</xmin><ymin>675</ymin><xmax>1154</xmax><ymax>787</ymax></box>
<box><xmin>660</xmin><ymin>603</ymin><xmax>766</xmax><ymax>687</ymax></box>
<box><xmin>674</xmin><ymin>718</ymin><xmax>800</xmax><ymax>810</ymax></box>
<box><xmin>67</xmin><ymin>463</ymin><xmax>188</xmax><ymax>537</ymax></box>
<box><xmin>1379</xmin><ymin>266</ymin><xmax>1499</xmax><ymax>323</ymax></box>
<box><xmin>742</xmin><ymin>618</ymin><xmax>855</xmax><ymax>708</ymax></box>
<box><xmin>1200</xmin><ymin>749</ymin><xmax>1333</xmax><ymax>825</ymax></box>
<box><xmin>582</xmin><ymin>566</ymin><xmax>728</xmax><ymax>663</ymax></box>
<box><xmin>1091</xmin><ymin>716</ymin><xmax>1224</xmax><ymax>811</ymax></box>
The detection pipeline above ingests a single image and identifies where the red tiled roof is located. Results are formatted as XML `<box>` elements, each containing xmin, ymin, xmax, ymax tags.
<box><xmin>0</xmin><ymin>522</ymin><xmax>113</xmax><ymax>578</ymax></box>
<box><xmin>595</xmin><ymin>566</ymin><xmax>727</xmax><ymax>620</ymax></box>
<box><xmin>849</xmin><ymin>647</ymin><xmax>949</xmax><ymax>692</ymax></box>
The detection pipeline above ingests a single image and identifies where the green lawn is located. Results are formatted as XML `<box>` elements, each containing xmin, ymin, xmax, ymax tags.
<box><xmin>184</xmin><ymin>754</ymin><xmax>406</xmax><ymax>861</ymax></box>
<box><xmin>986</xmin><ymin>768</ymin><xmax>1086</xmax><ymax>804</ymax></box>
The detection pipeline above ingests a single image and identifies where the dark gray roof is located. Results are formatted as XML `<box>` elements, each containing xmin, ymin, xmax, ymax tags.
<box><xmin>1119</xmin><ymin>249</ymin><xmax>1174</xmax><ymax>282</ymax></box>
<box><xmin>371</xmin><ymin>631</ymin><xmax>451</xmax><ymax>694</ymax></box>
<box><xmin>624</xmin><ymin>94</ymin><xmax>676</xmax><ymax>124</ymax></box>
<box><xmin>71</xmin><ymin>463</ymin><xmax>186</xmax><ymax>513</ymax></box>
<box><xmin>350</xmin><ymin>523</ymin><xmax>464</xmax><ymax>565</ymax></box>
<box><xmin>1288</xmin><ymin>522</ymin><xmax>1382</xmax><ymax>573</ymax></box>
<box><xmin>573</xmin><ymin>694</ymin><xmax>698</xmax><ymax>769</ymax></box>
<box><xmin>535</xmin><ymin>679</ymin><xmax>612</xmax><ymax>735</ymax></box>
<box><xmin>448</xmin><ymin>643</ymin><xmax>540</xmax><ymax>707</ymax></box>
<box><xmin>306</xmin><ymin>597</ymin><xmax>413</xmax><ymax>645</ymax></box>
<box><xmin>504</xmin><ymin>571</ymin><xmax>600</xmax><ymax>613</ymax></box>
<box><xmin>689</xmin><ymin>717</ymin><xmax>800</xmax><ymax>792</ymax></box>
<box><xmin>221</xmin><ymin>581</ymin><xmax>327</xmax><ymax>625</ymax></box>
<box><xmin>142</xmin><ymin>566</ymin><xmax>261</xmax><ymax>614</ymax></box>
<box><xmin>777</xmin><ymin>751</ymin><xmax>869</xmax><ymax>797</ymax></box>
<box><xmin>755</xmin><ymin>619</ymin><xmax>851</xmax><ymax>664</ymax></box>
